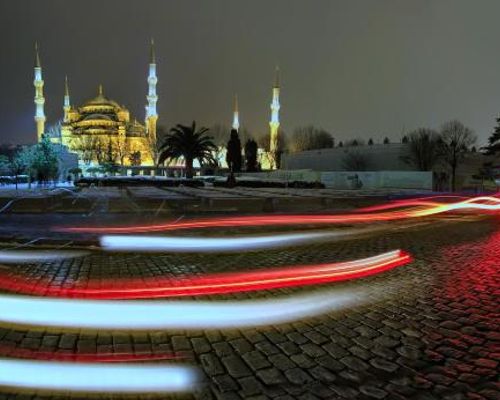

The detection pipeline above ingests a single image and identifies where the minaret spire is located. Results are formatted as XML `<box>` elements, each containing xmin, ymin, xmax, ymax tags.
<box><xmin>232</xmin><ymin>94</ymin><xmax>240</xmax><ymax>132</ymax></box>
<box><xmin>145</xmin><ymin>38</ymin><xmax>158</xmax><ymax>140</ymax></box>
<box><xmin>269</xmin><ymin>66</ymin><xmax>281</xmax><ymax>167</ymax></box>
<box><xmin>63</xmin><ymin>75</ymin><xmax>71</xmax><ymax>122</ymax></box>
<box><xmin>149</xmin><ymin>38</ymin><xmax>156</xmax><ymax>64</ymax></box>
<box><xmin>33</xmin><ymin>42</ymin><xmax>46</xmax><ymax>141</ymax></box>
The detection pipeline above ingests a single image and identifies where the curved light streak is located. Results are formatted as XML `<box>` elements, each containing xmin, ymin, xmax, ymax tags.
<box><xmin>0</xmin><ymin>250</ymin><xmax>88</xmax><ymax>263</ymax></box>
<box><xmin>0</xmin><ymin>250</ymin><xmax>411</xmax><ymax>299</ymax></box>
<box><xmin>0</xmin><ymin>285</ymin><xmax>380</xmax><ymax>330</ymax></box>
<box><xmin>58</xmin><ymin>196</ymin><xmax>500</xmax><ymax>234</ymax></box>
<box><xmin>0</xmin><ymin>359</ymin><xmax>197</xmax><ymax>393</ymax></box>
<box><xmin>100</xmin><ymin>231</ymin><xmax>350</xmax><ymax>252</ymax></box>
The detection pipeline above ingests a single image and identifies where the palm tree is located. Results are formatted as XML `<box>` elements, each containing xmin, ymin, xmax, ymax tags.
<box><xmin>158</xmin><ymin>121</ymin><xmax>217</xmax><ymax>178</ymax></box>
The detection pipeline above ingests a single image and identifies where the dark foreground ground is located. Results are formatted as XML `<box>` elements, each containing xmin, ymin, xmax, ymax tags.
<box><xmin>0</xmin><ymin>213</ymin><xmax>498</xmax><ymax>400</ymax></box>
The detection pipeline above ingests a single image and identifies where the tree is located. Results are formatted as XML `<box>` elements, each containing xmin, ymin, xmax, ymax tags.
<box><xmin>483</xmin><ymin>116</ymin><xmax>500</xmax><ymax>155</ymax></box>
<box><xmin>226</xmin><ymin>129</ymin><xmax>242</xmax><ymax>172</ymax></box>
<box><xmin>31</xmin><ymin>134</ymin><xmax>60</xmax><ymax>185</ymax></box>
<box><xmin>439</xmin><ymin>120</ymin><xmax>477</xmax><ymax>191</ymax></box>
<box><xmin>71</xmin><ymin>135</ymin><xmax>101</xmax><ymax>165</ymax></box>
<box><xmin>402</xmin><ymin>136</ymin><xmax>409</xmax><ymax>144</ymax></box>
<box><xmin>342</xmin><ymin>151</ymin><xmax>369</xmax><ymax>171</ymax></box>
<box><xmin>338</xmin><ymin>141</ymin><xmax>343</xmax><ymax>147</ymax></box>
<box><xmin>13</xmin><ymin>146</ymin><xmax>36</xmax><ymax>189</ymax></box>
<box><xmin>403</xmin><ymin>128</ymin><xmax>441</xmax><ymax>171</ymax></box>
<box><xmin>288</xmin><ymin>126</ymin><xmax>334</xmax><ymax>152</ymax></box>
<box><xmin>383</xmin><ymin>137</ymin><xmax>390</xmax><ymax>144</ymax></box>
<box><xmin>345</xmin><ymin>139</ymin><xmax>364</xmax><ymax>147</ymax></box>
<box><xmin>368</xmin><ymin>138</ymin><xmax>374</xmax><ymax>145</ymax></box>
<box><xmin>0</xmin><ymin>155</ymin><xmax>10</xmax><ymax>176</ymax></box>
<box><xmin>46</xmin><ymin>120</ymin><xmax>62</xmax><ymax>140</ymax></box>
<box><xmin>128</xmin><ymin>151</ymin><xmax>142</xmax><ymax>167</ymax></box>
<box><xmin>244</xmin><ymin>139</ymin><xmax>258</xmax><ymax>172</ymax></box>
<box><xmin>208</xmin><ymin>124</ymin><xmax>230</xmax><ymax>167</ymax></box>
<box><xmin>158</xmin><ymin>121</ymin><xmax>217</xmax><ymax>179</ymax></box>
<box><xmin>256</xmin><ymin>130</ymin><xmax>287</xmax><ymax>169</ymax></box>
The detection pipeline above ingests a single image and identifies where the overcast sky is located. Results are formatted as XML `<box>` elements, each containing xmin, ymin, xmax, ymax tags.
<box><xmin>1</xmin><ymin>0</ymin><xmax>500</xmax><ymax>145</ymax></box>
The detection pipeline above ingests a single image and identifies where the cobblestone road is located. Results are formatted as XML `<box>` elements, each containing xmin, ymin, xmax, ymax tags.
<box><xmin>0</xmin><ymin>215</ymin><xmax>498</xmax><ymax>400</ymax></box>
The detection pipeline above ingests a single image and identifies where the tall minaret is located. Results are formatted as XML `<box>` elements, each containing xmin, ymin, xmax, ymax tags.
<box><xmin>232</xmin><ymin>94</ymin><xmax>240</xmax><ymax>132</ymax></box>
<box><xmin>63</xmin><ymin>75</ymin><xmax>71</xmax><ymax>122</ymax></box>
<box><xmin>269</xmin><ymin>66</ymin><xmax>280</xmax><ymax>157</ymax></box>
<box><xmin>33</xmin><ymin>42</ymin><xmax>46</xmax><ymax>141</ymax></box>
<box><xmin>145</xmin><ymin>38</ymin><xmax>158</xmax><ymax>140</ymax></box>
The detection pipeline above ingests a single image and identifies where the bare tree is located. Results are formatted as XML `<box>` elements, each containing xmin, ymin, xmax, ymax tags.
<box><xmin>70</xmin><ymin>135</ymin><xmax>101</xmax><ymax>165</ymax></box>
<box><xmin>114</xmin><ymin>135</ymin><xmax>129</xmax><ymax>166</ymax></box>
<box><xmin>439</xmin><ymin>120</ymin><xmax>477</xmax><ymax>191</ymax></box>
<box><xmin>289</xmin><ymin>125</ymin><xmax>334</xmax><ymax>153</ymax></box>
<box><xmin>342</xmin><ymin>151</ymin><xmax>369</xmax><ymax>171</ymax></box>
<box><xmin>403</xmin><ymin>128</ymin><xmax>441</xmax><ymax>171</ymax></box>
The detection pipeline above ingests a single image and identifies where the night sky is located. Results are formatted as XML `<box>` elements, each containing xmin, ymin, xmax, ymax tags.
<box><xmin>1</xmin><ymin>0</ymin><xmax>500</xmax><ymax>145</ymax></box>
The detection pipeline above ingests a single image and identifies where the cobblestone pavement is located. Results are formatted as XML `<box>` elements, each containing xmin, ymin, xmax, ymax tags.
<box><xmin>0</xmin><ymin>215</ymin><xmax>498</xmax><ymax>400</ymax></box>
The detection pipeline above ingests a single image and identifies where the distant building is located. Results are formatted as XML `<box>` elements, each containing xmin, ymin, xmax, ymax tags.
<box><xmin>32</xmin><ymin>41</ymin><xmax>158</xmax><ymax>168</ymax></box>
<box><xmin>282</xmin><ymin>143</ymin><xmax>412</xmax><ymax>171</ymax></box>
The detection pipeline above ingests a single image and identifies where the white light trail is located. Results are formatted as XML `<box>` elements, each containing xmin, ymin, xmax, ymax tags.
<box><xmin>0</xmin><ymin>359</ymin><xmax>198</xmax><ymax>393</ymax></box>
<box><xmin>0</xmin><ymin>250</ymin><xmax>88</xmax><ymax>263</ymax></box>
<box><xmin>100</xmin><ymin>231</ymin><xmax>366</xmax><ymax>252</ymax></box>
<box><xmin>0</xmin><ymin>289</ymin><xmax>365</xmax><ymax>330</ymax></box>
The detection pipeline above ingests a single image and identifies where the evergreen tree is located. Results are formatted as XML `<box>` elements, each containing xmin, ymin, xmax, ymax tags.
<box><xmin>31</xmin><ymin>134</ymin><xmax>59</xmax><ymax>184</ymax></box>
<box><xmin>368</xmin><ymin>138</ymin><xmax>374</xmax><ymax>145</ymax></box>
<box><xmin>383</xmin><ymin>137</ymin><xmax>390</xmax><ymax>144</ymax></box>
<box><xmin>244</xmin><ymin>139</ymin><xmax>258</xmax><ymax>172</ymax></box>
<box><xmin>484</xmin><ymin>117</ymin><xmax>500</xmax><ymax>155</ymax></box>
<box><xmin>226</xmin><ymin>129</ymin><xmax>242</xmax><ymax>172</ymax></box>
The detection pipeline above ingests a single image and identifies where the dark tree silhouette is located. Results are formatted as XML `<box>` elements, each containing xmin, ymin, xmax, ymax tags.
<box><xmin>403</xmin><ymin>128</ymin><xmax>441</xmax><ymax>171</ymax></box>
<box><xmin>244</xmin><ymin>139</ymin><xmax>258</xmax><ymax>172</ymax></box>
<box><xmin>383</xmin><ymin>137</ymin><xmax>390</xmax><ymax>144</ymax></box>
<box><xmin>439</xmin><ymin>120</ymin><xmax>477</xmax><ymax>192</ymax></box>
<box><xmin>226</xmin><ymin>129</ymin><xmax>242</xmax><ymax>172</ymax></box>
<box><xmin>402</xmin><ymin>135</ymin><xmax>409</xmax><ymax>144</ymax></box>
<box><xmin>338</xmin><ymin>141</ymin><xmax>343</xmax><ymax>148</ymax></box>
<box><xmin>483</xmin><ymin>116</ymin><xmax>500</xmax><ymax>155</ymax></box>
<box><xmin>368</xmin><ymin>138</ymin><xmax>374</xmax><ymax>145</ymax></box>
<box><xmin>158</xmin><ymin>121</ymin><xmax>216</xmax><ymax>178</ymax></box>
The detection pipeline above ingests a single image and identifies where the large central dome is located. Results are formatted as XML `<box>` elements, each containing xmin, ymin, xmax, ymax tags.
<box><xmin>83</xmin><ymin>85</ymin><xmax>120</xmax><ymax>108</ymax></box>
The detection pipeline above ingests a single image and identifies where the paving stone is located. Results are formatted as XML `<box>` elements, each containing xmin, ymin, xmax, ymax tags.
<box><xmin>222</xmin><ymin>355</ymin><xmax>252</xmax><ymax>378</ymax></box>
<box><xmin>242</xmin><ymin>350</ymin><xmax>271</xmax><ymax>371</ymax></box>
<box><xmin>360</xmin><ymin>385</ymin><xmax>389</xmax><ymax>399</ymax></box>
<box><xmin>284</xmin><ymin>368</ymin><xmax>313</xmax><ymax>385</ymax></box>
<box><xmin>256</xmin><ymin>368</ymin><xmax>286</xmax><ymax>385</ymax></box>
<box><xmin>268</xmin><ymin>353</ymin><xmax>296</xmax><ymax>371</ymax></box>
<box><xmin>192</xmin><ymin>337</ymin><xmax>212</xmax><ymax>354</ymax></box>
<box><xmin>340</xmin><ymin>356</ymin><xmax>370</xmax><ymax>371</ymax></box>
<box><xmin>201</xmin><ymin>353</ymin><xmax>225</xmax><ymax>376</ymax></box>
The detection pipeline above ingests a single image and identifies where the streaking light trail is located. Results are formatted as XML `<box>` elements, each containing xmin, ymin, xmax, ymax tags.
<box><xmin>0</xmin><ymin>250</ymin><xmax>88</xmax><ymax>263</ymax></box>
<box><xmin>59</xmin><ymin>196</ymin><xmax>500</xmax><ymax>234</ymax></box>
<box><xmin>0</xmin><ymin>359</ymin><xmax>198</xmax><ymax>393</ymax></box>
<box><xmin>0</xmin><ymin>286</ymin><xmax>377</xmax><ymax>330</ymax></box>
<box><xmin>100</xmin><ymin>232</ymin><xmax>335</xmax><ymax>252</ymax></box>
<box><xmin>98</xmin><ymin>227</ymin><xmax>388</xmax><ymax>252</ymax></box>
<box><xmin>0</xmin><ymin>250</ymin><xmax>411</xmax><ymax>299</ymax></box>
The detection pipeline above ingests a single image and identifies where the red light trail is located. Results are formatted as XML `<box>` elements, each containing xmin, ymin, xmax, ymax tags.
<box><xmin>0</xmin><ymin>250</ymin><xmax>411</xmax><ymax>299</ymax></box>
<box><xmin>57</xmin><ymin>196</ymin><xmax>500</xmax><ymax>234</ymax></box>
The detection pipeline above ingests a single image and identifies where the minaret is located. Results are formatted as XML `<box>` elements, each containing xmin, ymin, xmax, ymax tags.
<box><xmin>145</xmin><ymin>38</ymin><xmax>158</xmax><ymax>140</ymax></box>
<box><xmin>63</xmin><ymin>75</ymin><xmax>71</xmax><ymax>122</ymax></box>
<box><xmin>269</xmin><ymin>66</ymin><xmax>280</xmax><ymax>157</ymax></box>
<box><xmin>33</xmin><ymin>42</ymin><xmax>46</xmax><ymax>141</ymax></box>
<box><xmin>232</xmin><ymin>94</ymin><xmax>240</xmax><ymax>132</ymax></box>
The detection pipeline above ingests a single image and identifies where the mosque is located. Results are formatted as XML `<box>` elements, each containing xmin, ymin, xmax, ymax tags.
<box><xmin>32</xmin><ymin>41</ymin><xmax>281</xmax><ymax>170</ymax></box>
